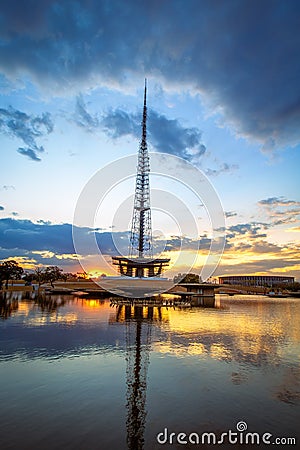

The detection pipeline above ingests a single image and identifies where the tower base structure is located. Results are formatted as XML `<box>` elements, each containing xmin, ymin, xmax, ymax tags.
<box><xmin>112</xmin><ymin>256</ymin><xmax>170</xmax><ymax>278</ymax></box>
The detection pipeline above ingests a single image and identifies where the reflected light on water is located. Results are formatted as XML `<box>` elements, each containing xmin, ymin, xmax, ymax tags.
<box><xmin>0</xmin><ymin>292</ymin><xmax>300</xmax><ymax>449</ymax></box>
<box><xmin>26</xmin><ymin>312</ymin><xmax>78</xmax><ymax>327</ymax></box>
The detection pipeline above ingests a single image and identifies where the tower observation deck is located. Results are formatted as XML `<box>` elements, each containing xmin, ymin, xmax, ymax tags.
<box><xmin>112</xmin><ymin>80</ymin><xmax>170</xmax><ymax>278</ymax></box>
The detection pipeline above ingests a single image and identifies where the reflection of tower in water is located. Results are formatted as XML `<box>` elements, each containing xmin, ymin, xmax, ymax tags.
<box><xmin>114</xmin><ymin>304</ymin><xmax>164</xmax><ymax>450</ymax></box>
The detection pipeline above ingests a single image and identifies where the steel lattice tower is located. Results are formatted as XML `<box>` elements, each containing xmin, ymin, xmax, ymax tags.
<box><xmin>112</xmin><ymin>81</ymin><xmax>169</xmax><ymax>278</ymax></box>
<box><xmin>129</xmin><ymin>79</ymin><xmax>153</xmax><ymax>259</ymax></box>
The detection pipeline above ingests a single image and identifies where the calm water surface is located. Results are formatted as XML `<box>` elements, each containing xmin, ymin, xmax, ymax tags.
<box><xmin>0</xmin><ymin>293</ymin><xmax>300</xmax><ymax>449</ymax></box>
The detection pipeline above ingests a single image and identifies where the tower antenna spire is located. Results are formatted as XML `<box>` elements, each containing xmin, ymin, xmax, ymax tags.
<box><xmin>129</xmin><ymin>78</ymin><xmax>152</xmax><ymax>260</ymax></box>
<box><xmin>112</xmin><ymin>81</ymin><xmax>170</xmax><ymax>279</ymax></box>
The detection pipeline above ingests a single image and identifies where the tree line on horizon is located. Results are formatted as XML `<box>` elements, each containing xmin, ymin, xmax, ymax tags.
<box><xmin>1</xmin><ymin>260</ymin><xmax>299</xmax><ymax>291</ymax></box>
<box><xmin>0</xmin><ymin>260</ymin><xmax>90</xmax><ymax>290</ymax></box>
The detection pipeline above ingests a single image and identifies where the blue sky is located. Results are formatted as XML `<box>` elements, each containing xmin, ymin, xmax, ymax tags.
<box><xmin>0</xmin><ymin>0</ymin><xmax>299</xmax><ymax>279</ymax></box>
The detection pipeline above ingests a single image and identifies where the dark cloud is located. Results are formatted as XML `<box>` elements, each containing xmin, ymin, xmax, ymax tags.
<box><xmin>101</xmin><ymin>109</ymin><xmax>139</xmax><ymax>138</ymax></box>
<box><xmin>226</xmin><ymin>222</ymin><xmax>268</xmax><ymax>239</ymax></box>
<box><xmin>101</xmin><ymin>107</ymin><xmax>206</xmax><ymax>161</ymax></box>
<box><xmin>148</xmin><ymin>110</ymin><xmax>206</xmax><ymax>160</ymax></box>
<box><xmin>0</xmin><ymin>218</ymin><xmax>75</xmax><ymax>254</ymax></box>
<box><xmin>1</xmin><ymin>1</ymin><xmax>299</xmax><ymax>150</ymax></box>
<box><xmin>2</xmin><ymin>185</ymin><xmax>15</xmax><ymax>190</ymax></box>
<box><xmin>0</xmin><ymin>218</ymin><xmax>213</xmax><ymax>269</ymax></box>
<box><xmin>0</xmin><ymin>218</ymin><xmax>131</xmax><ymax>265</ymax></box>
<box><xmin>0</xmin><ymin>218</ymin><xmax>298</xmax><ymax>277</ymax></box>
<box><xmin>0</xmin><ymin>106</ymin><xmax>53</xmax><ymax>160</ymax></box>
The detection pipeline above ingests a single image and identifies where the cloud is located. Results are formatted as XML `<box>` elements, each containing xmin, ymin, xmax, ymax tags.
<box><xmin>0</xmin><ymin>218</ymin><xmax>298</xmax><ymax>278</ymax></box>
<box><xmin>258</xmin><ymin>196</ymin><xmax>300</xmax><ymax>226</ymax></box>
<box><xmin>0</xmin><ymin>206</ymin><xmax>4</xmax><ymax>211</ymax></box>
<box><xmin>258</xmin><ymin>197</ymin><xmax>300</xmax><ymax>207</ymax></box>
<box><xmin>101</xmin><ymin>109</ymin><xmax>139</xmax><ymax>138</ymax></box>
<box><xmin>2</xmin><ymin>185</ymin><xmax>15</xmax><ymax>190</ymax></box>
<box><xmin>0</xmin><ymin>218</ymin><xmax>75</xmax><ymax>254</ymax></box>
<box><xmin>156</xmin><ymin>234</ymin><xmax>212</xmax><ymax>252</ymax></box>
<box><xmin>17</xmin><ymin>148</ymin><xmax>41</xmax><ymax>161</ymax></box>
<box><xmin>225</xmin><ymin>211</ymin><xmax>237</xmax><ymax>218</ymax></box>
<box><xmin>0</xmin><ymin>218</ymin><xmax>214</xmax><ymax>271</ymax></box>
<box><xmin>0</xmin><ymin>217</ymin><xmax>213</xmax><ymax>260</ymax></box>
<box><xmin>1</xmin><ymin>1</ymin><xmax>299</xmax><ymax>150</ymax></box>
<box><xmin>148</xmin><ymin>110</ymin><xmax>206</xmax><ymax>160</ymax></box>
<box><xmin>250</xmin><ymin>240</ymin><xmax>283</xmax><ymax>254</ymax></box>
<box><xmin>0</xmin><ymin>218</ymin><xmax>131</xmax><ymax>267</ymax></box>
<box><xmin>101</xmin><ymin>107</ymin><xmax>206</xmax><ymax>161</ymax></box>
<box><xmin>74</xmin><ymin>94</ymin><xmax>99</xmax><ymax>131</ymax></box>
<box><xmin>216</xmin><ymin>257</ymin><xmax>299</xmax><ymax>277</ymax></box>
<box><xmin>226</xmin><ymin>222</ymin><xmax>268</xmax><ymax>239</ymax></box>
<box><xmin>214</xmin><ymin>214</ymin><xmax>300</xmax><ymax>278</ymax></box>
<box><xmin>0</xmin><ymin>106</ymin><xmax>53</xmax><ymax>160</ymax></box>
<box><xmin>205</xmin><ymin>163</ymin><xmax>239</xmax><ymax>177</ymax></box>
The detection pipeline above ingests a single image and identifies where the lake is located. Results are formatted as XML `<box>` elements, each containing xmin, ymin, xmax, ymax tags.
<box><xmin>0</xmin><ymin>292</ymin><xmax>299</xmax><ymax>449</ymax></box>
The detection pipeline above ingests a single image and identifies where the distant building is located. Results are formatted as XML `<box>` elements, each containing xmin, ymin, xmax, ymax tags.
<box><xmin>218</xmin><ymin>275</ymin><xmax>294</xmax><ymax>287</ymax></box>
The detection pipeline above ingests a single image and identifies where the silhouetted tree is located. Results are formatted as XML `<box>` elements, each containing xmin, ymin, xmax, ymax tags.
<box><xmin>44</xmin><ymin>266</ymin><xmax>64</xmax><ymax>287</ymax></box>
<box><xmin>0</xmin><ymin>260</ymin><xmax>24</xmax><ymax>289</ymax></box>
<box><xmin>33</xmin><ymin>267</ymin><xmax>47</xmax><ymax>287</ymax></box>
<box><xmin>64</xmin><ymin>272</ymin><xmax>78</xmax><ymax>281</ymax></box>
<box><xmin>173</xmin><ymin>273</ymin><xmax>201</xmax><ymax>284</ymax></box>
<box><xmin>22</xmin><ymin>272</ymin><xmax>35</xmax><ymax>284</ymax></box>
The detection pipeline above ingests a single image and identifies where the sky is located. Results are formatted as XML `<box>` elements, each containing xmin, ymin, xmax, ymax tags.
<box><xmin>0</xmin><ymin>0</ymin><xmax>299</xmax><ymax>280</ymax></box>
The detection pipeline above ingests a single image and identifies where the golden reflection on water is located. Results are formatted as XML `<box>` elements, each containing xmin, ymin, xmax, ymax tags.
<box><xmin>17</xmin><ymin>302</ymin><xmax>31</xmax><ymax>316</ymax></box>
<box><xmin>1</xmin><ymin>292</ymin><xmax>300</xmax><ymax>368</ymax></box>
<box><xmin>26</xmin><ymin>313</ymin><xmax>78</xmax><ymax>326</ymax></box>
<box><xmin>149</xmin><ymin>295</ymin><xmax>300</xmax><ymax>366</ymax></box>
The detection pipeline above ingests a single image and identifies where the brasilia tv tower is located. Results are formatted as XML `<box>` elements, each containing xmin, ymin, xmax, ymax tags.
<box><xmin>112</xmin><ymin>80</ymin><xmax>170</xmax><ymax>278</ymax></box>
<box><xmin>129</xmin><ymin>79</ymin><xmax>152</xmax><ymax>260</ymax></box>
